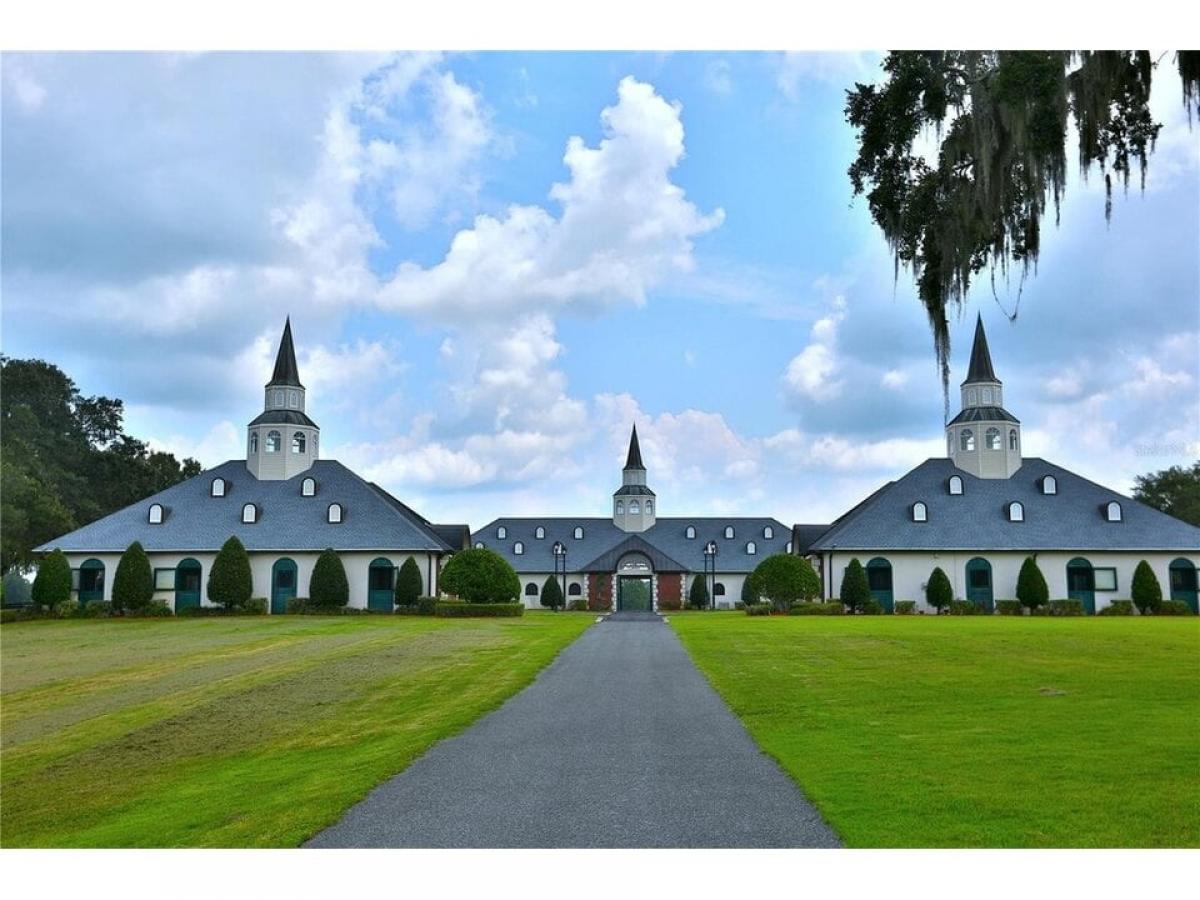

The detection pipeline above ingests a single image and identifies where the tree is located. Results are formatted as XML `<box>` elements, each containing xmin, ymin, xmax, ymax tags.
<box><xmin>439</xmin><ymin>548</ymin><xmax>521</xmax><ymax>604</ymax></box>
<box><xmin>840</xmin><ymin>558</ymin><xmax>871</xmax><ymax>614</ymax></box>
<box><xmin>747</xmin><ymin>554</ymin><xmax>821</xmax><ymax>612</ymax></box>
<box><xmin>1016</xmin><ymin>555</ymin><xmax>1049</xmax><ymax>613</ymax></box>
<box><xmin>845</xmin><ymin>52</ymin><xmax>1200</xmax><ymax>401</ymax></box>
<box><xmin>1133</xmin><ymin>462</ymin><xmax>1200</xmax><ymax>527</ymax></box>
<box><xmin>394</xmin><ymin>557</ymin><xmax>423</xmax><ymax>607</ymax></box>
<box><xmin>207</xmin><ymin>536</ymin><xmax>253</xmax><ymax>610</ymax></box>
<box><xmin>31</xmin><ymin>549</ymin><xmax>72</xmax><ymax>609</ymax></box>
<box><xmin>309</xmin><ymin>548</ymin><xmax>350</xmax><ymax>610</ymax></box>
<box><xmin>1131</xmin><ymin>560</ymin><xmax>1164</xmax><ymax>615</ymax></box>
<box><xmin>112</xmin><ymin>541</ymin><xmax>154</xmax><ymax>613</ymax></box>
<box><xmin>925</xmin><ymin>566</ymin><xmax>953</xmax><ymax>614</ymax></box>
<box><xmin>688</xmin><ymin>574</ymin><xmax>710</xmax><ymax>609</ymax></box>
<box><xmin>540</xmin><ymin>575</ymin><xmax>564</xmax><ymax>610</ymax></box>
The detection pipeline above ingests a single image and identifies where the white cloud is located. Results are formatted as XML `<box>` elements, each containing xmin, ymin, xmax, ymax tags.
<box><xmin>776</xmin><ymin>52</ymin><xmax>879</xmax><ymax>101</ymax></box>
<box><xmin>145</xmin><ymin>420</ymin><xmax>243</xmax><ymax>468</ymax></box>
<box><xmin>782</xmin><ymin>295</ymin><xmax>847</xmax><ymax>402</ymax></box>
<box><xmin>881</xmin><ymin>369</ymin><xmax>908</xmax><ymax>391</ymax></box>
<box><xmin>705</xmin><ymin>59</ymin><xmax>732</xmax><ymax>97</ymax></box>
<box><xmin>2</xmin><ymin>58</ymin><xmax>47</xmax><ymax>111</ymax></box>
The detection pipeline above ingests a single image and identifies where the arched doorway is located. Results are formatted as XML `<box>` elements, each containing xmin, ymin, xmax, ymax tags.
<box><xmin>79</xmin><ymin>559</ymin><xmax>105</xmax><ymax>606</ymax></box>
<box><xmin>368</xmin><ymin>558</ymin><xmax>395</xmax><ymax>611</ymax></box>
<box><xmin>175</xmin><ymin>558</ymin><xmax>202</xmax><ymax>612</ymax></box>
<box><xmin>1169</xmin><ymin>559</ymin><xmax>1198</xmax><ymax>613</ymax></box>
<box><xmin>965</xmin><ymin>557</ymin><xmax>993</xmax><ymax>612</ymax></box>
<box><xmin>271</xmin><ymin>558</ymin><xmax>297</xmax><ymax>615</ymax></box>
<box><xmin>1066</xmin><ymin>558</ymin><xmax>1095</xmax><ymax>614</ymax></box>
<box><xmin>617</xmin><ymin>553</ymin><xmax>653</xmax><ymax>612</ymax></box>
<box><xmin>866</xmin><ymin>558</ymin><xmax>894</xmax><ymax>613</ymax></box>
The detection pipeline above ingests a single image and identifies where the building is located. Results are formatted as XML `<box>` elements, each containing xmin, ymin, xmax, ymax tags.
<box><xmin>36</xmin><ymin>320</ymin><xmax>469</xmax><ymax>612</ymax></box>
<box><xmin>474</xmin><ymin>426</ymin><xmax>790</xmax><ymax>610</ymax></box>
<box><xmin>795</xmin><ymin>316</ymin><xmax>1200</xmax><ymax>614</ymax></box>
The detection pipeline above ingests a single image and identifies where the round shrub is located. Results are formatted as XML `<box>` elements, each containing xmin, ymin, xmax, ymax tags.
<box><xmin>394</xmin><ymin>557</ymin><xmax>423</xmax><ymax>607</ymax></box>
<box><xmin>840</xmin><ymin>558</ymin><xmax>870</xmax><ymax>614</ymax></box>
<box><xmin>439</xmin><ymin>548</ymin><xmax>520</xmax><ymax>604</ymax></box>
<box><xmin>32</xmin><ymin>549</ymin><xmax>72</xmax><ymax>609</ymax></box>
<box><xmin>112</xmin><ymin>541</ymin><xmax>154</xmax><ymax>613</ymax></box>
<box><xmin>208</xmin><ymin>536</ymin><xmax>252</xmax><ymax>609</ymax></box>
<box><xmin>309</xmin><ymin>548</ymin><xmax>350</xmax><ymax>610</ymax></box>
<box><xmin>1016</xmin><ymin>556</ymin><xmax>1049</xmax><ymax>613</ymax></box>
<box><xmin>747</xmin><ymin>554</ymin><xmax>821</xmax><ymax>612</ymax></box>
<box><xmin>1130</xmin><ymin>561</ymin><xmax>1163</xmax><ymax>615</ymax></box>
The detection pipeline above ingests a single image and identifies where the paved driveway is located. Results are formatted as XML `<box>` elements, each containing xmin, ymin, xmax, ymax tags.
<box><xmin>306</xmin><ymin>613</ymin><xmax>841</xmax><ymax>848</ymax></box>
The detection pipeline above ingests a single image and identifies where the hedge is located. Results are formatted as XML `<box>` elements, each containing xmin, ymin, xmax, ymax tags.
<box><xmin>948</xmin><ymin>600</ymin><xmax>981</xmax><ymax>615</ymax></box>
<box><xmin>859</xmin><ymin>597</ymin><xmax>884</xmax><ymax>615</ymax></box>
<box><xmin>394</xmin><ymin>596</ymin><xmax>438</xmax><ymax>616</ymax></box>
<box><xmin>1157</xmin><ymin>600</ymin><xmax>1195</xmax><ymax>616</ymax></box>
<box><xmin>744</xmin><ymin>603</ymin><xmax>773</xmax><ymax>616</ymax></box>
<box><xmin>1049</xmin><ymin>599</ymin><xmax>1085</xmax><ymax>616</ymax></box>
<box><xmin>996</xmin><ymin>600</ymin><xmax>1024</xmax><ymax>616</ymax></box>
<box><xmin>1098</xmin><ymin>600</ymin><xmax>1134</xmax><ymax>616</ymax></box>
<box><xmin>788</xmin><ymin>601</ymin><xmax>845</xmax><ymax>616</ymax></box>
<box><xmin>894</xmin><ymin>600</ymin><xmax>917</xmax><ymax>615</ymax></box>
<box><xmin>177</xmin><ymin>598</ymin><xmax>267</xmax><ymax>617</ymax></box>
<box><xmin>434</xmin><ymin>602</ymin><xmax>524</xmax><ymax>618</ymax></box>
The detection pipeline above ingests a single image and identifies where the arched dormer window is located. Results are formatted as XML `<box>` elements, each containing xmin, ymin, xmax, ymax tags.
<box><xmin>786</xmin><ymin>541</ymin><xmax>793</xmax><ymax>554</ymax></box>
<box><xmin>960</xmin><ymin>429</ymin><xmax>975</xmax><ymax>452</ymax></box>
<box><xmin>985</xmin><ymin>427</ymin><xmax>1001</xmax><ymax>451</ymax></box>
<box><xmin>249</xmin><ymin>433</ymin><xmax>258</xmax><ymax>454</ymax></box>
<box><xmin>513</xmin><ymin>542</ymin><xmax>524</xmax><ymax>555</ymax></box>
<box><xmin>616</xmin><ymin>500</ymin><xmax>624</xmax><ymax>514</ymax></box>
<box><xmin>148</xmin><ymin>503</ymin><xmax>165</xmax><ymax>524</ymax></box>
<box><xmin>474</xmin><ymin>541</ymin><xmax>484</xmax><ymax>549</ymax></box>
<box><xmin>1040</xmin><ymin>475</ymin><xmax>1057</xmax><ymax>495</ymax></box>
<box><xmin>746</xmin><ymin>541</ymin><xmax>757</xmax><ymax>555</ymax></box>
<box><xmin>292</xmin><ymin>432</ymin><xmax>306</xmax><ymax>454</ymax></box>
<box><xmin>1007</xmin><ymin>501</ymin><xmax>1024</xmax><ymax>523</ymax></box>
<box><xmin>535</xmin><ymin>526</ymin><xmax>545</xmax><ymax>539</ymax></box>
<box><xmin>497</xmin><ymin>526</ymin><xmax>507</xmax><ymax>539</ymax></box>
<box><xmin>685</xmin><ymin>525</ymin><xmax>696</xmax><ymax>539</ymax></box>
<box><xmin>1105</xmin><ymin>501</ymin><xmax>1123</xmax><ymax>522</ymax></box>
<box><xmin>573</xmin><ymin>526</ymin><xmax>584</xmax><ymax>540</ymax></box>
<box><xmin>301</xmin><ymin>477</ymin><xmax>316</xmax><ymax>497</ymax></box>
<box><xmin>948</xmin><ymin>475</ymin><xmax>963</xmax><ymax>495</ymax></box>
<box><xmin>1009</xmin><ymin>429</ymin><xmax>1018</xmax><ymax>451</ymax></box>
<box><xmin>266</xmin><ymin>430</ymin><xmax>281</xmax><ymax>453</ymax></box>
<box><xmin>724</xmin><ymin>525</ymin><xmax>735</xmax><ymax>539</ymax></box>
<box><xmin>242</xmin><ymin>503</ymin><xmax>258</xmax><ymax>524</ymax></box>
<box><xmin>630</xmin><ymin>501</ymin><xmax>640</xmax><ymax>515</ymax></box>
<box><xmin>210</xmin><ymin>478</ymin><xmax>226</xmax><ymax>498</ymax></box>
<box><xmin>912</xmin><ymin>501</ymin><xmax>928</xmax><ymax>522</ymax></box>
<box><xmin>763</xmin><ymin>525</ymin><xmax>774</xmax><ymax>539</ymax></box>
<box><xmin>327</xmin><ymin>503</ymin><xmax>343</xmax><ymax>524</ymax></box>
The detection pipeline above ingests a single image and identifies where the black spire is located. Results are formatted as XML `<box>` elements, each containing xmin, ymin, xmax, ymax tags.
<box><xmin>624</xmin><ymin>424</ymin><xmax>645</xmax><ymax>470</ymax></box>
<box><xmin>962</xmin><ymin>313</ymin><xmax>998</xmax><ymax>384</ymax></box>
<box><xmin>267</xmin><ymin>317</ymin><xmax>303</xmax><ymax>387</ymax></box>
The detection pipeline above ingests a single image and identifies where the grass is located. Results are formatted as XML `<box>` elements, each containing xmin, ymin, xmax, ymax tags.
<box><xmin>670</xmin><ymin>613</ymin><xmax>1200</xmax><ymax>848</ymax></box>
<box><xmin>0</xmin><ymin>613</ymin><xmax>591</xmax><ymax>847</ymax></box>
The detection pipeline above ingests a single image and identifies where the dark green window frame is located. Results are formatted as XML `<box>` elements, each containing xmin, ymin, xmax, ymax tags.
<box><xmin>154</xmin><ymin>568</ymin><xmax>177</xmax><ymax>591</ymax></box>
<box><xmin>1093</xmin><ymin>567</ymin><xmax>1118</xmax><ymax>592</ymax></box>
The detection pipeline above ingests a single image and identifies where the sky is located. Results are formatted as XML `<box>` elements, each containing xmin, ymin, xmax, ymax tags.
<box><xmin>2</xmin><ymin>51</ymin><xmax>1198</xmax><ymax>528</ymax></box>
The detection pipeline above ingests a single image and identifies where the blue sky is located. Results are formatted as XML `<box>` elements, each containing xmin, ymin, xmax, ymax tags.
<box><xmin>2</xmin><ymin>51</ymin><xmax>1197</xmax><ymax>526</ymax></box>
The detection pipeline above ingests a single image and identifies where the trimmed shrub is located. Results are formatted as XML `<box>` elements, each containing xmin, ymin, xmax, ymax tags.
<box><xmin>309</xmin><ymin>548</ymin><xmax>350</xmax><ymax>610</ymax></box>
<box><xmin>745</xmin><ymin>603</ymin><xmax>772</xmax><ymax>616</ymax></box>
<box><xmin>688</xmin><ymin>574</ymin><xmax>710</xmax><ymax>609</ymax></box>
<box><xmin>439</xmin><ymin>548</ymin><xmax>521</xmax><ymax>604</ymax></box>
<box><xmin>1031</xmin><ymin>605</ymin><xmax>1050</xmax><ymax>616</ymax></box>
<box><xmin>1016</xmin><ymin>556</ymin><xmax>1049</xmax><ymax>614</ymax></box>
<box><xmin>32</xmin><ymin>549</ymin><xmax>72</xmax><ymax>609</ymax></box>
<box><xmin>51</xmin><ymin>599</ymin><xmax>80</xmax><ymax>618</ymax></box>
<box><xmin>208</xmin><ymin>536</ymin><xmax>253</xmax><ymax>610</ymax></box>
<box><xmin>1157</xmin><ymin>600</ymin><xmax>1195</xmax><ymax>616</ymax></box>
<box><xmin>1098</xmin><ymin>600</ymin><xmax>1134</xmax><ymax>616</ymax></box>
<box><xmin>128</xmin><ymin>600</ymin><xmax>173</xmax><ymax>618</ymax></box>
<box><xmin>996</xmin><ymin>600</ymin><xmax>1024</xmax><ymax>616</ymax></box>
<box><xmin>840</xmin><ymin>558</ymin><xmax>870</xmax><ymax>614</ymax></box>
<box><xmin>112</xmin><ymin>541</ymin><xmax>154</xmax><ymax>613</ymax></box>
<box><xmin>245</xmin><ymin>597</ymin><xmax>268</xmax><ymax>615</ymax></box>
<box><xmin>74</xmin><ymin>600</ymin><xmax>113</xmax><ymax>618</ymax></box>
<box><xmin>1130</xmin><ymin>561</ymin><xmax>1163</xmax><ymax>615</ymax></box>
<box><xmin>746</xmin><ymin>554</ymin><xmax>821</xmax><ymax>612</ymax></box>
<box><xmin>741</xmin><ymin>575</ymin><xmax>760</xmax><ymax>606</ymax></box>
<box><xmin>895</xmin><ymin>600</ymin><xmax>917</xmax><ymax>615</ymax></box>
<box><xmin>567</xmin><ymin>597</ymin><xmax>588</xmax><ymax>611</ymax></box>
<box><xmin>434</xmin><ymin>602</ymin><xmax>524</xmax><ymax>618</ymax></box>
<box><xmin>417</xmin><ymin>595</ymin><xmax>438</xmax><ymax>615</ymax></box>
<box><xmin>860</xmin><ymin>598</ymin><xmax>883</xmax><ymax>615</ymax></box>
<box><xmin>948</xmin><ymin>600</ymin><xmax>980</xmax><ymax>615</ymax></box>
<box><xmin>286</xmin><ymin>596</ymin><xmax>311</xmax><ymax>615</ymax></box>
<box><xmin>788</xmin><ymin>601</ymin><xmax>844</xmax><ymax>616</ymax></box>
<box><xmin>925</xmin><ymin>567</ymin><xmax>953</xmax><ymax>614</ymax></box>
<box><xmin>540</xmin><ymin>575</ymin><xmax>565</xmax><ymax>610</ymax></box>
<box><xmin>395</xmin><ymin>557</ymin><xmax>423</xmax><ymax>607</ymax></box>
<box><xmin>1049</xmin><ymin>599</ymin><xmax>1084</xmax><ymax>617</ymax></box>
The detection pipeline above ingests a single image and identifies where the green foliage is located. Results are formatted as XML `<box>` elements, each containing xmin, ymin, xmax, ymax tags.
<box><xmin>948</xmin><ymin>600</ymin><xmax>980</xmax><ymax>615</ymax></box>
<box><xmin>31</xmin><ymin>549</ymin><xmax>72</xmax><ymax>608</ymax></box>
<box><xmin>439</xmin><ymin>548</ymin><xmax>520</xmax><ymax>604</ymax></box>
<box><xmin>245</xmin><ymin>597</ymin><xmax>268</xmax><ymax>615</ymax></box>
<box><xmin>74</xmin><ymin>600</ymin><xmax>113</xmax><ymax>619</ymax></box>
<box><xmin>309</xmin><ymin>548</ymin><xmax>350</xmax><ymax>610</ymax></box>
<box><xmin>788</xmin><ymin>601</ymin><xmax>845</xmax><ymax>616</ymax></box>
<box><xmin>925</xmin><ymin>567</ymin><xmax>953</xmax><ymax>613</ymax></box>
<box><xmin>540</xmin><ymin>575</ymin><xmax>565</xmax><ymax>610</ymax></box>
<box><xmin>207</xmin><ymin>536</ymin><xmax>253</xmax><ymax>610</ymax></box>
<box><xmin>111</xmin><ymin>542</ymin><xmax>154</xmax><ymax>613</ymax></box>
<box><xmin>1049</xmin><ymin>599</ymin><xmax>1085</xmax><ymax>617</ymax></box>
<box><xmin>747</xmin><ymin>554</ymin><xmax>821</xmax><ymax>612</ymax></box>
<box><xmin>840</xmin><ymin>558</ymin><xmax>870</xmax><ymax>613</ymax></box>
<box><xmin>417</xmin><ymin>595</ymin><xmax>438</xmax><ymax>615</ymax></box>
<box><xmin>2</xmin><ymin>570</ymin><xmax>33</xmax><ymax>606</ymax></box>
<box><xmin>129</xmin><ymin>600</ymin><xmax>173</xmax><ymax>618</ymax></box>
<box><xmin>1156</xmin><ymin>600</ymin><xmax>1195</xmax><ymax>616</ymax></box>
<box><xmin>434</xmin><ymin>602</ymin><xmax>524</xmax><ymax>618</ymax></box>
<box><xmin>394</xmin><ymin>557</ymin><xmax>423</xmax><ymax>607</ymax></box>
<box><xmin>688</xmin><ymin>574</ymin><xmax>710</xmax><ymax>610</ymax></box>
<box><xmin>860</xmin><ymin>598</ymin><xmax>884</xmax><ymax>615</ymax></box>
<box><xmin>744</xmin><ymin>603</ymin><xmax>772</xmax><ymax>616</ymax></box>
<box><xmin>741</xmin><ymin>574</ymin><xmax>760</xmax><ymax>606</ymax></box>
<box><xmin>0</xmin><ymin>356</ymin><xmax>200</xmax><ymax>573</ymax></box>
<box><xmin>567</xmin><ymin>598</ymin><xmax>588</xmax><ymax>611</ymax></box>
<box><xmin>895</xmin><ymin>600</ymin><xmax>917</xmax><ymax>615</ymax></box>
<box><xmin>1130</xmin><ymin>560</ymin><xmax>1164</xmax><ymax>614</ymax></box>
<box><xmin>996</xmin><ymin>600</ymin><xmax>1024</xmax><ymax>616</ymax></box>
<box><xmin>1133</xmin><ymin>462</ymin><xmax>1200</xmax><ymax>526</ymax></box>
<box><xmin>1016</xmin><ymin>556</ymin><xmax>1050</xmax><ymax>612</ymax></box>
<box><xmin>1098</xmin><ymin>600</ymin><xmax>1135</xmax><ymax>616</ymax></box>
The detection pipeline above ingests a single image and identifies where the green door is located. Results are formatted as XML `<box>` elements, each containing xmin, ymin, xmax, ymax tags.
<box><xmin>79</xmin><ymin>559</ymin><xmax>105</xmax><ymax>606</ymax></box>
<box><xmin>368</xmin><ymin>558</ymin><xmax>395</xmax><ymax>611</ymax></box>
<box><xmin>619</xmin><ymin>576</ymin><xmax>652</xmax><ymax>611</ymax></box>
<box><xmin>1066</xmin><ymin>558</ymin><xmax>1095</xmax><ymax>614</ymax></box>
<box><xmin>271</xmin><ymin>558</ymin><xmax>297</xmax><ymax>615</ymax></box>
<box><xmin>866</xmin><ymin>558</ymin><xmax>894</xmax><ymax>613</ymax></box>
<box><xmin>1170</xmin><ymin>559</ymin><xmax>1198</xmax><ymax>613</ymax></box>
<box><xmin>175</xmin><ymin>558</ymin><xmax>202</xmax><ymax>612</ymax></box>
<box><xmin>965</xmin><ymin>558</ymin><xmax>993</xmax><ymax>612</ymax></box>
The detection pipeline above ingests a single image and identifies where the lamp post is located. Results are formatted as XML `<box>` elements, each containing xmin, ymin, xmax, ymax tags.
<box><xmin>703</xmin><ymin>540</ymin><xmax>718</xmax><ymax>611</ymax></box>
<box><xmin>552</xmin><ymin>541</ymin><xmax>566</xmax><ymax>612</ymax></box>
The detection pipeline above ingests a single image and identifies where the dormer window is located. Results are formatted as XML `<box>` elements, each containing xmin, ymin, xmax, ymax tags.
<box><xmin>242</xmin><ymin>503</ymin><xmax>258</xmax><ymax>524</ymax></box>
<box><xmin>327</xmin><ymin>503</ymin><xmax>343</xmax><ymax>524</ymax></box>
<box><xmin>960</xmin><ymin>429</ymin><xmax>975</xmax><ymax>452</ymax></box>
<box><xmin>266</xmin><ymin>430</ymin><xmax>281</xmax><ymax>453</ymax></box>
<box><xmin>210</xmin><ymin>478</ymin><xmax>226</xmax><ymax>498</ymax></box>
<box><xmin>948</xmin><ymin>475</ymin><xmax>964</xmax><ymax>495</ymax></box>
<box><xmin>573</xmin><ymin>526</ymin><xmax>584</xmax><ymax>540</ymax></box>
<box><xmin>474</xmin><ymin>541</ymin><xmax>484</xmax><ymax>549</ymax></box>
<box><xmin>292</xmin><ymin>432</ymin><xmax>306</xmax><ymax>454</ymax></box>
<box><xmin>1040</xmin><ymin>475</ymin><xmax>1057</xmax><ymax>495</ymax></box>
<box><xmin>1105</xmin><ymin>501</ymin><xmax>1123</xmax><ymax>522</ymax></box>
<box><xmin>301</xmin><ymin>477</ymin><xmax>316</xmax><ymax>497</ymax></box>
<box><xmin>746</xmin><ymin>541</ymin><xmax>756</xmax><ymax>555</ymax></box>
<box><xmin>148</xmin><ymin>503</ymin><xmax>165</xmax><ymax>524</ymax></box>
<box><xmin>535</xmin><ymin>526</ymin><xmax>545</xmax><ymax>539</ymax></box>
<box><xmin>1007</xmin><ymin>501</ymin><xmax>1024</xmax><ymax>523</ymax></box>
<box><xmin>686</xmin><ymin>525</ymin><xmax>696</xmax><ymax>539</ymax></box>
<box><xmin>724</xmin><ymin>526</ymin><xmax>735</xmax><ymax>539</ymax></box>
<box><xmin>513</xmin><ymin>541</ymin><xmax>524</xmax><ymax>555</ymax></box>
<box><xmin>763</xmin><ymin>525</ymin><xmax>774</xmax><ymax>539</ymax></box>
<box><xmin>986</xmin><ymin>427</ymin><xmax>1001</xmax><ymax>451</ymax></box>
<box><xmin>497</xmin><ymin>526</ymin><xmax>507</xmax><ymax>539</ymax></box>
<box><xmin>912</xmin><ymin>501</ymin><xmax>928</xmax><ymax>522</ymax></box>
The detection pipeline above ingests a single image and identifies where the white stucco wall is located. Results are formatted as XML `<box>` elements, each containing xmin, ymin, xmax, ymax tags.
<box><xmin>515</xmin><ymin>571</ymin><xmax>588</xmax><ymax>608</ymax></box>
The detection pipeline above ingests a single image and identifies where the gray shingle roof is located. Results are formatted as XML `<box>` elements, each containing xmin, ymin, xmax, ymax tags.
<box><xmin>946</xmin><ymin>406</ymin><xmax>1019</xmax><ymax>425</ymax></box>
<box><xmin>248</xmin><ymin>409</ymin><xmax>319</xmax><ymax>428</ymax></box>
<box><xmin>268</xmin><ymin>317</ymin><xmax>303</xmax><ymax>387</ymax></box>
<box><xmin>963</xmin><ymin>314</ymin><xmax>998</xmax><ymax>384</ymax></box>
<box><xmin>614</xmin><ymin>484</ymin><xmax>656</xmax><ymax>497</ymax></box>
<box><xmin>810</xmin><ymin>458</ymin><xmax>1200</xmax><ymax>552</ymax></box>
<box><xmin>472</xmin><ymin>516</ymin><xmax>791</xmax><ymax>574</ymax></box>
<box><xmin>36</xmin><ymin>460</ymin><xmax>457</xmax><ymax>554</ymax></box>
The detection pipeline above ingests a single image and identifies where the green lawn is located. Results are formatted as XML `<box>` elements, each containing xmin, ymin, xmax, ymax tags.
<box><xmin>670</xmin><ymin>614</ymin><xmax>1200</xmax><ymax>848</ymax></box>
<box><xmin>0</xmin><ymin>613</ymin><xmax>592</xmax><ymax>847</ymax></box>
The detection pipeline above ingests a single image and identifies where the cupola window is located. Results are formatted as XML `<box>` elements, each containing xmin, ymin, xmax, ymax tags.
<box><xmin>645</xmin><ymin>500</ymin><xmax>653</xmax><ymax>514</ymax></box>
<box><xmin>967</xmin><ymin>388</ymin><xmax>977</xmax><ymax>406</ymax></box>
<box><xmin>948</xmin><ymin>475</ymin><xmax>964</xmax><ymax>495</ymax></box>
<box><xmin>327</xmin><ymin>503</ymin><xmax>343</xmax><ymax>524</ymax></box>
<box><xmin>292</xmin><ymin>432</ymin><xmax>306</xmax><ymax>454</ymax></box>
<box><xmin>573</xmin><ymin>526</ymin><xmax>584</xmax><ymax>540</ymax></box>
<box><xmin>986</xmin><ymin>427</ymin><xmax>1001</xmax><ymax>450</ymax></box>
<box><xmin>249</xmin><ymin>433</ymin><xmax>258</xmax><ymax>454</ymax></box>
<box><xmin>630</xmin><ymin>501</ymin><xmax>640</xmax><ymax>515</ymax></box>
<box><xmin>242</xmin><ymin>503</ymin><xmax>258</xmax><ymax>524</ymax></box>
<box><xmin>982</xmin><ymin>387</ymin><xmax>993</xmax><ymax>404</ymax></box>
<box><xmin>288</xmin><ymin>390</ymin><xmax>298</xmax><ymax>408</ymax></box>
<box><xmin>1105</xmin><ymin>501</ymin><xmax>1123</xmax><ymax>522</ymax></box>
<box><xmin>1040</xmin><ymin>475</ymin><xmax>1057</xmax><ymax>495</ymax></box>
<box><xmin>497</xmin><ymin>526</ymin><xmax>507</xmax><ymax>539</ymax></box>
<box><xmin>274</xmin><ymin>390</ymin><xmax>284</xmax><ymax>408</ymax></box>
<box><xmin>746</xmin><ymin>541</ymin><xmax>757</xmax><ymax>555</ymax></box>
<box><xmin>148</xmin><ymin>503</ymin><xmax>165</xmax><ymax>524</ymax></box>
<box><xmin>1007</xmin><ymin>501</ymin><xmax>1024</xmax><ymax>523</ymax></box>
<box><xmin>535</xmin><ymin>526</ymin><xmax>545</xmax><ymax>539</ymax></box>
<box><xmin>912</xmin><ymin>501</ymin><xmax>928</xmax><ymax>522</ymax></box>
<box><xmin>1009</xmin><ymin>429</ymin><xmax>1018</xmax><ymax>451</ymax></box>
<box><xmin>724</xmin><ymin>525</ymin><xmax>735</xmax><ymax>539</ymax></box>
<box><xmin>763</xmin><ymin>525</ymin><xmax>774</xmax><ymax>539</ymax></box>
<box><xmin>210</xmin><ymin>478</ymin><xmax>226</xmax><ymax>498</ymax></box>
<box><xmin>513</xmin><ymin>542</ymin><xmax>524</xmax><ymax>555</ymax></box>
<box><xmin>960</xmin><ymin>429</ymin><xmax>975</xmax><ymax>452</ymax></box>
<box><xmin>266</xmin><ymin>430</ymin><xmax>281</xmax><ymax>453</ymax></box>
<box><xmin>685</xmin><ymin>525</ymin><xmax>696</xmax><ymax>539</ymax></box>
<box><xmin>301</xmin><ymin>477</ymin><xmax>316</xmax><ymax>496</ymax></box>
<box><xmin>616</xmin><ymin>501</ymin><xmax>624</xmax><ymax>514</ymax></box>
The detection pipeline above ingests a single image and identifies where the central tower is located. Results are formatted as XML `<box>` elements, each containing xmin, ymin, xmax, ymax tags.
<box><xmin>246</xmin><ymin>318</ymin><xmax>320</xmax><ymax>481</ymax></box>
<box><xmin>947</xmin><ymin>315</ymin><xmax>1022</xmax><ymax>479</ymax></box>
<box><xmin>613</xmin><ymin>424</ymin><xmax>656</xmax><ymax>532</ymax></box>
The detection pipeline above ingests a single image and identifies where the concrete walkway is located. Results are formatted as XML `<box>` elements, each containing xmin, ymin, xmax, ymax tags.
<box><xmin>306</xmin><ymin>613</ymin><xmax>840</xmax><ymax>848</ymax></box>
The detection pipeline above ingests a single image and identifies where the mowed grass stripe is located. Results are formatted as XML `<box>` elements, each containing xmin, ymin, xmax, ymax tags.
<box><xmin>670</xmin><ymin>614</ymin><xmax>1200</xmax><ymax>848</ymax></box>
<box><xmin>1</xmin><ymin>614</ymin><xmax>592</xmax><ymax>847</ymax></box>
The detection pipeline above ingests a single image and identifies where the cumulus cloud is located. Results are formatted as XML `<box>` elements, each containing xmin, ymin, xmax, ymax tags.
<box><xmin>776</xmin><ymin>51</ymin><xmax>880</xmax><ymax>100</ymax></box>
<box><xmin>782</xmin><ymin>295</ymin><xmax>847</xmax><ymax>402</ymax></box>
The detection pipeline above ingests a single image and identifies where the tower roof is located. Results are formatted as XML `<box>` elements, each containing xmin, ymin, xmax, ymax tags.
<box><xmin>624</xmin><ymin>424</ymin><xmax>645</xmax><ymax>470</ymax></box>
<box><xmin>267</xmin><ymin>317</ymin><xmax>303</xmax><ymax>387</ymax></box>
<box><xmin>962</xmin><ymin>314</ymin><xmax>998</xmax><ymax>385</ymax></box>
